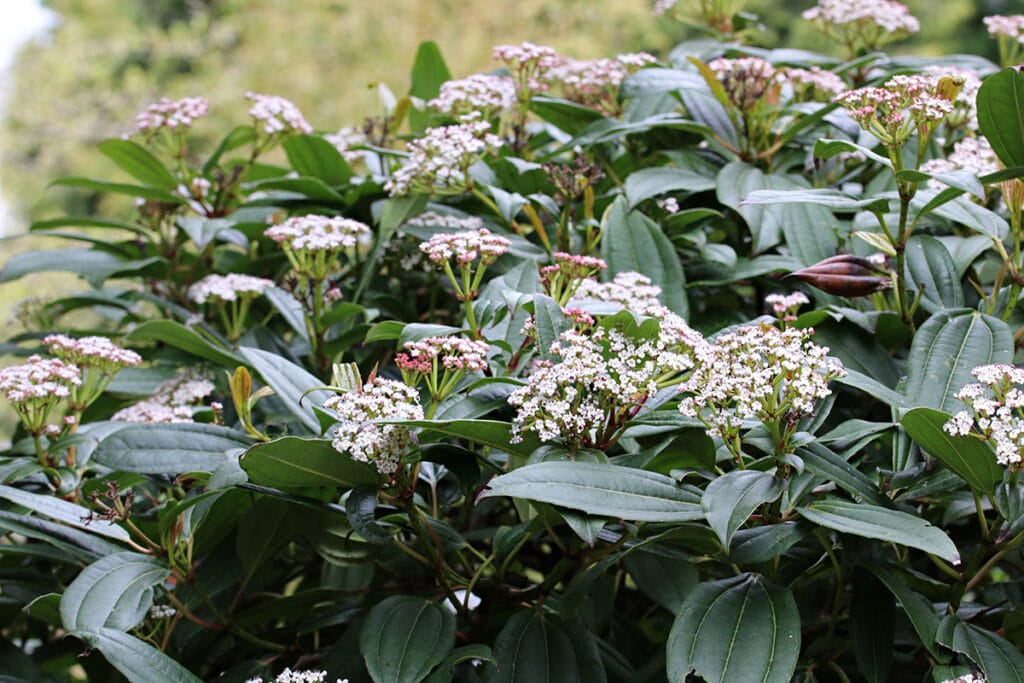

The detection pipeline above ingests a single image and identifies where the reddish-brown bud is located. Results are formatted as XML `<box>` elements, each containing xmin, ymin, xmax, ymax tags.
<box><xmin>785</xmin><ymin>254</ymin><xmax>892</xmax><ymax>297</ymax></box>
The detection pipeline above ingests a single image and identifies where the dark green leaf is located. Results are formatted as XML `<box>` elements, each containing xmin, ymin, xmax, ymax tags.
<box><xmin>530</xmin><ymin>96</ymin><xmax>606</xmax><ymax>135</ymax></box>
<box><xmin>360</xmin><ymin>595</ymin><xmax>456</xmax><ymax>683</ymax></box>
<box><xmin>727</xmin><ymin>522</ymin><xmax>805</xmax><ymax>564</ymax></box>
<box><xmin>237</xmin><ymin>497</ymin><xmax>294</xmax><ymax>578</ymax></box>
<box><xmin>849</xmin><ymin>568</ymin><xmax>893</xmax><ymax>683</ymax></box>
<box><xmin>73</xmin><ymin>626</ymin><xmax>202</xmax><ymax>683</ymax></box>
<box><xmin>667</xmin><ymin>573</ymin><xmax>800</xmax><ymax>683</ymax></box>
<box><xmin>532</xmin><ymin>294</ymin><xmax>570</xmax><ymax>362</ymax></box>
<box><xmin>398</xmin><ymin>419</ymin><xmax>540</xmax><ymax>458</ymax></box>
<box><xmin>0</xmin><ymin>484</ymin><xmax>130</xmax><ymax>543</ymax></box>
<box><xmin>0</xmin><ymin>249</ymin><xmax>129</xmax><ymax>283</ymax></box>
<box><xmin>490</xmin><ymin>610</ymin><xmax>606</xmax><ymax>683</ymax></box>
<box><xmin>241</xmin><ymin>437</ymin><xmax>377</xmax><ymax>489</ymax></box>
<box><xmin>902</xmin><ymin>407</ymin><xmax>1002</xmax><ymax>496</ymax></box>
<box><xmin>93</xmin><ymin>423</ymin><xmax>248</xmax><ymax>475</ymax></box>
<box><xmin>701</xmin><ymin>470</ymin><xmax>784</xmax><ymax>548</ymax></box>
<box><xmin>97</xmin><ymin>138</ymin><xmax>178</xmax><ymax>189</ymax></box>
<box><xmin>941</xmin><ymin>618</ymin><xmax>1024</xmax><ymax>682</ymax></box>
<box><xmin>869</xmin><ymin>565</ymin><xmax>944</xmax><ymax>661</ymax></box>
<box><xmin>797</xmin><ymin>443</ymin><xmax>888</xmax><ymax>505</ymax></box>
<box><xmin>904</xmin><ymin>236</ymin><xmax>962</xmax><ymax>312</ymax></box>
<box><xmin>345</xmin><ymin>485</ymin><xmax>393</xmax><ymax>544</ymax></box>
<box><xmin>282</xmin><ymin>134</ymin><xmax>352</xmax><ymax>186</ymax></box>
<box><xmin>125</xmin><ymin>320</ymin><xmax>242</xmax><ymax>368</ymax></box>
<box><xmin>60</xmin><ymin>552</ymin><xmax>169</xmax><ymax>632</ymax></box>
<box><xmin>620</xmin><ymin>68</ymin><xmax>705</xmax><ymax>98</ymax></box>
<box><xmin>624</xmin><ymin>167</ymin><xmax>716</xmax><ymax>208</ymax></box>
<box><xmin>408</xmin><ymin>41</ymin><xmax>452</xmax><ymax>132</ymax></box>
<box><xmin>245</xmin><ymin>176</ymin><xmax>345</xmax><ymax>202</ymax></box>
<box><xmin>977</xmin><ymin>67</ymin><xmax>1024</xmax><ymax>169</ymax></box>
<box><xmin>623</xmin><ymin>548</ymin><xmax>698</xmax><ymax>614</ymax></box>
<box><xmin>480</xmin><ymin>462</ymin><xmax>703</xmax><ymax>522</ymax></box>
<box><xmin>52</xmin><ymin>177</ymin><xmax>185</xmax><ymax>204</ymax></box>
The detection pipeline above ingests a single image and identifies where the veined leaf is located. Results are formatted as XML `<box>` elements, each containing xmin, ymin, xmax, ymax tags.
<box><xmin>360</xmin><ymin>595</ymin><xmax>456</xmax><ymax>683</ymax></box>
<box><xmin>241</xmin><ymin>437</ymin><xmax>377</xmax><ymax>490</ymax></box>
<box><xmin>97</xmin><ymin>138</ymin><xmax>178</xmax><ymax>190</ymax></box>
<box><xmin>60</xmin><ymin>552</ymin><xmax>169</xmax><ymax>632</ymax></box>
<box><xmin>701</xmin><ymin>470</ymin><xmax>784</xmax><ymax>548</ymax></box>
<box><xmin>490</xmin><ymin>609</ymin><xmax>606</xmax><ymax>683</ymax></box>
<box><xmin>902</xmin><ymin>407</ymin><xmax>1002</xmax><ymax>496</ymax></box>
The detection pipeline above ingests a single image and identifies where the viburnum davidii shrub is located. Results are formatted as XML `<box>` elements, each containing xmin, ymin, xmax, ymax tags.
<box><xmin>4</xmin><ymin>4</ymin><xmax>1024</xmax><ymax>681</ymax></box>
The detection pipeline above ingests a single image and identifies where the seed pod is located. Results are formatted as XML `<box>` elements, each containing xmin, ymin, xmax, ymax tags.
<box><xmin>785</xmin><ymin>254</ymin><xmax>892</xmax><ymax>297</ymax></box>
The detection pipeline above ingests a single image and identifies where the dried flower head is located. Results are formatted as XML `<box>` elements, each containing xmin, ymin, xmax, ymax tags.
<box><xmin>324</xmin><ymin>378</ymin><xmax>424</xmax><ymax>475</ymax></box>
<box><xmin>385</xmin><ymin>121</ymin><xmax>503</xmax><ymax>196</ymax></box>
<box><xmin>0</xmin><ymin>355</ymin><xmax>82</xmax><ymax>434</ymax></box>
<box><xmin>429</xmin><ymin>73</ymin><xmax>517</xmax><ymax>121</ymax></box>
<box><xmin>245</xmin><ymin>92</ymin><xmax>313</xmax><ymax>136</ymax></box>
<box><xmin>944</xmin><ymin>364</ymin><xmax>1024</xmax><ymax>468</ymax></box>
<box><xmin>709</xmin><ymin>57</ymin><xmax>781</xmax><ymax>111</ymax></box>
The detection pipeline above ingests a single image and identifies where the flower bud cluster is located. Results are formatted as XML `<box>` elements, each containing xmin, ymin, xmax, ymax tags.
<box><xmin>265</xmin><ymin>214</ymin><xmax>371</xmax><ymax>280</ymax></box>
<box><xmin>545</xmin><ymin>53</ymin><xmax>655</xmax><ymax>111</ymax></box>
<box><xmin>43</xmin><ymin>334</ymin><xmax>142</xmax><ymax>372</ymax></box>
<box><xmin>924</xmin><ymin>66</ymin><xmax>981</xmax><ymax>130</ymax></box>
<box><xmin>385</xmin><ymin>121</ymin><xmax>503</xmax><ymax>196</ymax></box>
<box><xmin>429</xmin><ymin>74</ymin><xmax>517</xmax><ymax>121</ymax></box>
<box><xmin>835</xmin><ymin>73</ymin><xmax>958</xmax><ymax>147</ymax></box>
<box><xmin>0</xmin><ymin>355</ymin><xmax>82</xmax><ymax>433</ymax></box>
<box><xmin>420</xmin><ymin>228</ymin><xmax>510</xmax><ymax>268</ymax></box>
<box><xmin>765</xmin><ymin>292</ymin><xmax>809</xmax><ymax>321</ymax></box>
<box><xmin>324</xmin><ymin>378</ymin><xmax>424</xmax><ymax>474</ymax></box>
<box><xmin>404</xmin><ymin>211</ymin><xmax>485</xmax><ymax>231</ymax></box>
<box><xmin>188</xmin><ymin>274</ymin><xmax>275</xmax><ymax>304</ymax></box>
<box><xmin>492</xmin><ymin>42</ymin><xmax>560</xmax><ymax>99</ymax></box>
<box><xmin>324</xmin><ymin>126</ymin><xmax>368</xmax><ymax>163</ymax></box>
<box><xmin>540</xmin><ymin>253</ymin><xmax>608</xmax><ymax>304</ymax></box>
<box><xmin>983</xmin><ymin>15</ymin><xmax>1024</xmax><ymax>42</ymax></box>
<box><xmin>131</xmin><ymin>97</ymin><xmax>208</xmax><ymax>136</ymax></box>
<box><xmin>112</xmin><ymin>368</ymin><xmax>215</xmax><ymax>424</ymax></box>
<box><xmin>245</xmin><ymin>92</ymin><xmax>313</xmax><ymax>136</ymax></box>
<box><xmin>573</xmin><ymin>271</ymin><xmax>664</xmax><ymax>315</ymax></box>
<box><xmin>396</xmin><ymin>337</ymin><xmax>490</xmax><ymax>375</ymax></box>
<box><xmin>803</xmin><ymin>0</ymin><xmax>919</xmax><ymax>51</ymax></box>
<box><xmin>784</xmin><ymin>67</ymin><xmax>847</xmax><ymax>101</ymax></box>
<box><xmin>944</xmin><ymin>364</ymin><xmax>1024</xmax><ymax>468</ymax></box>
<box><xmin>678</xmin><ymin>324</ymin><xmax>846</xmax><ymax>451</ymax></box>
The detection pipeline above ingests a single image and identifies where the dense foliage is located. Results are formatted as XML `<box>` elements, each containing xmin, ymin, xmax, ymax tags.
<box><xmin>2</xmin><ymin>2</ymin><xmax>1024</xmax><ymax>681</ymax></box>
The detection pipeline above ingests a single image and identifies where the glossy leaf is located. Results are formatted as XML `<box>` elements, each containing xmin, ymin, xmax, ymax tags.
<box><xmin>726</xmin><ymin>522</ymin><xmax>805</xmax><ymax>564</ymax></box>
<box><xmin>408</xmin><ymin>41</ymin><xmax>451</xmax><ymax>132</ymax></box>
<box><xmin>73</xmin><ymin>627</ymin><xmax>202</xmax><ymax>683</ymax></box>
<box><xmin>901</xmin><ymin>309</ymin><xmax>1013</xmax><ymax>413</ymax></box>
<box><xmin>903</xmin><ymin>235</ymin><xmax>963</xmax><ymax>313</ymax></box>
<box><xmin>282</xmin><ymin>134</ymin><xmax>352</xmax><ymax>186</ymax></box>
<box><xmin>60</xmin><ymin>552</ymin><xmax>169</xmax><ymax>632</ymax></box>
<box><xmin>530</xmin><ymin>96</ymin><xmax>605</xmax><ymax>135</ymax></box>
<box><xmin>490</xmin><ymin>609</ymin><xmax>606</xmax><ymax>683</ymax></box>
<box><xmin>977</xmin><ymin>67</ymin><xmax>1024</xmax><ymax>169</ymax></box>
<box><xmin>397</xmin><ymin>419</ymin><xmax>540</xmax><ymax>458</ymax></box>
<box><xmin>92</xmin><ymin>423</ymin><xmax>248</xmax><ymax>475</ymax></box>
<box><xmin>667</xmin><ymin>573</ymin><xmax>800</xmax><ymax>683</ymax></box>
<box><xmin>97</xmin><ymin>138</ymin><xmax>178</xmax><ymax>189</ymax></box>
<box><xmin>480</xmin><ymin>462</ymin><xmax>703</xmax><ymax>522</ymax></box>
<box><xmin>239</xmin><ymin>346</ymin><xmax>333</xmax><ymax>434</ymax></box>
<box><xmin>623</xmin><ymin>548</ymin><xmax>698</xmax><ymax>614</ymax></box>
<box><xmin>624</xmin><ymin>166</ymin><xmax>716</xmax><ymax>208</ymax></box>
<box><xmin>701</xmin><ymin>470</ymin><xmax>784</xmax><ymax>548</ymax></box>
<box><xmin>237</xmin><ymin>497</ymin><xmax>294</xmax><ymax>578</ymax></box>
<box><xmin>799</xmin><ymin>497</ymin><xmax>959</xmax><ymax>562</ymax></box>
<box><xmin>901</xmin><ymin>407</ymin><xmax>1002</xmax><ymax>496</ymax></box>
<box><xmin>940</xmin><ymin>618</ymin><xmax>1024</xmax><ymax>682</ymax></box>
<box><xmin>869</xmin><ymin>565</ymin><xmax>944</xmax><ymax>660</ymax></box>
<box><xmin>125</xmin><ymin>320</ymin><xmax>242</xmax><ymax>368</ymax></box>
<box><xmin>797</xmin><ymin>443</ymin><xmax>888</xmax><ymax>505</ymax></box>
<box><xmin>0</xmin><ymin>484</ymin><xmax>129</xmax><ymax>542</ymax></box>
<box><xmin>360</xmin><ymin>595</ymin><xmax>456</xmax><ymax>683</ymax></box>
<box><xmin>241</xmin><ymin>437</ymin><xmax>377</xmax><ymax>489</ymax></box>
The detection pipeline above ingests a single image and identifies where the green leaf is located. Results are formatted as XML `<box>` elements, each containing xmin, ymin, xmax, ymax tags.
<box><xmin>423</xmin><ymin>645</ymin><xmax>496</xmax><ymax>683</ymax></box>
<box><xmin>0</xmin><ymin>484</ymin><xmax>130</xmax><ymax>543</ymax></box>
<box><xmin>408</xmin><ymin>41</ymin><xmax>451</xmax><ymax>132</ymax></box>
<box><xmin>354</xmin><ymin>194</ymin><xmax>429</xmax><ymax>304</ymax></box>
<box><xmin>92</xmin><ymin>423</ymin><xmax>249</xmax><ymax>475</ymax></box>
<box><xmin>797</xmin><ymin>443</ymin><xmax>889</xmax><ymax>505</ymax></box>
<box><xmin>624</xmin><ymin>166</ymin><xmax>716</xmax><ymax>208</ymax></box>
<box><xmin>264</xmin><ymin>286</ymin><xmax>311</xmax><ymax>341</ymax></box>
<box><xmin>0</xmin><ymin>510</ymin><xmax>124</xmax><ymax>562</ymax></box>
<box><xmin>903</xmin><ymin>235</ymin><xmax>963</xmax><ymax>313</ymax></box>
<box><xmin>241</xmin><ymin>437</ymin><xmax>377</xmax><ymax>489</ymax></box>
<box><xmin>620</xmin><ymin>67</ymin><xmax>705</xmax><ymax>98</ymax></box>
<box><xmin>97</xmin><ymin>138</ymin><xmax>178</xmax><ymax>190</ymax></box>
<box><xmin>0</xmin><ymin>248</ymin><xmax>129</xmax><ymax>283</ymax></box>
<box><xmin>239</xmin><ymin>346</ymin><xmax>333</xmax><ymax>434</ymax></box>
<box><xmin>29</xmin><ymin>215</ymin><xmax>147</xmax><ymax>236</ymax></box>
<box><xmin>849</xmin><ymin>568</ymin><xmax>894</xmax><ymax>683</ymax></box>
<box><xmin>901</xmin><ymin>309</ymin><xmax>1013</xmax><ymax>413</ymax></box>
<box><xmin>125</xmin><ymin>320</ymin><xmax>242</xmax><ymax>368</ymax></box>
<box><xmin>360</xmin><ymin>595</ymin><xmax>456</xmax><ymax>683</ymax></box>
<box><xmin>490</xmin><ymin>609</ymin><xmax>606</xmax><ymax>683</ymax></box>
<box><xmin>397</xmin><ymin>419</ymin><xmax>540</xmax><ymax>458</ymax></box>
<box><xmin>60</xmin><ymin>552</ymin><xmax>169</xmax><ymax>632</ymax></box>
<box><xmin>813</xmin><ymin>138</ymin><xmax>891</xmax><ymax>167</ymax></box>
<box><xmin>245</xmin><ymin>175</ymin><xmax>345</xmax><ymax>202</ymax></box>
<box><xmin>73</xmin><ymin>627</ymin><xmax>202</xmax><ymax>683</ymax></box>
<box><xmin>480</xmin><ymin>462</ymin><xmax>703</xmax><ymax>522</ymax></box>
<box><xmin>902</xmin><ymin>407</ymin><xmax>1002</xmax><ymax>496</ymax></box>
<box><xmin>726</xmin><ymin>522</ymin><xmax>805</xmax><ymax>564</ymax></box>
<box><xmin>282</xmin><ymin>134</ymin><xmax>352</xmax><ymax>186</ymax></box>
<box><xmin>532</xmin><ymin>294</ymin><xmax>570</xmax><ymax>362</ymax></box>
<box><xmin>869</xmin><ymin>565</ymin><xmax>944</xmax><ymax>661</ymax></box>
<box><xmin>346</xmin><ymin>485</ymin><xmax>393</xmax><ymax>544</ymax></box>
<box><xmin>667</xmin><ymin>573</ymin><xmax>800</xmax><ymax>683</ymax></box>
<box><xmin>741</xmin><ymin>188</ymin><xmax>890</xmax><ymax>213</ymax></box>
<box><xmin>237</xmin><ymin>496</ymin><xmax>294</xmax><ymax>578</ymax></box>
<box><xmin>52</xmin><ymin>176</ymin><xmax>185</xmax><ymax>204</ymax></box>
<box><xmin>835</xmin><ymin>369</ymin><xmax>909</xmax><ymax>410</ymax></box>
<box><xmin>799</xmin><ymin>497</ymin><xmax>960</xmax><ymax>562</ymax></box>
<box><xmin>920</xmin><ymin>191</ymin><xmax>1009</xmax><ymax>240</ymax></box>
<box><xmin>623</xmin><ymin>548</ymin><xmax>698</xmax><ymax>614</ymax></box>
<box><xmin>895</xmin><ymin>168</ymin><xmax>985</xmax><ymax>200</ymax></box>
<box><xmin>530</xmin><ymin>96</ymin><xmax>606</xmax><ymax>135</ymax></box>
<box><xmin>600</xmin><ymin>195</ymin><xmax>688</xmax><ymax>317</ymax></box>
<box><xmin>941</xmin><ymin>618</ymin><xmax>1024</xmax><ymax>682</ymax></box>
<box><xmin>701</xmin><ymin>470</ymin><xmax>784</xmax><ymax>548</ymax></box>
<box><xmin>977</xmin><ymin>67</ymin><xmax>1024</xmax><ymax>169</ymax></box>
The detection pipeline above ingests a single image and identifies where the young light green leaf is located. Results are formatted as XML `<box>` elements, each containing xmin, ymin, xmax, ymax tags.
<box><xmin>239</xmin><ymin>346</ymin><xmax>333</xmax><ymax>434</ymax></box>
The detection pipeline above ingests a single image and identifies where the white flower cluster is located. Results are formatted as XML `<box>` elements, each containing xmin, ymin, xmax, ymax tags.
<box><xmin>802</xmin><ymin>0</ymin><xmax>919</xmax><ymax>34</ymax></box>
<box><xmin>984</xmin><ymin>15</ymin><xmax>1024</xmax><ymax>42</ymax></box>
<box><xmin>245</xmin><ymin>92</ymin><xmax>313</xmax><ymax>136</ymax></box>
<box><xmin>492</xmin><ymin>42</ymin><xmax>559</xmax><ymax>96</ymax></box>
<box><xmin>678</xmin><ymin>324</ymin><xmax>846</xmax><ymax>442</ymax></box>
<box><xmin>149</xmin><ymin>604</ymin><xmax>177</xmax><ymax>619</ymax></box>
<box><xmin>944</xmin><ymin>364</ymin><xmax>1024</xmax><ymax>467</ymax></box>
<box><xmin>573</xmin><ymin>272</ymin><xmax>664</xmax><ymax>315</ymax></box>
<box><xmin>43</xmin><ymin>335</ymin><xmax>142</xmax><ymax>371</ymax></box>
<box><xmin>385</xmin><ymin>121</ymin><xmax>503</xmax><ymax>196</ymax></box>
<box><xmin>419</xmin><ymin>228</ymin><xmax>511</xmax><ymax>268</ymax></box>
<box><xmin>921</xmin><ymin>137</ymin><xmax>999</xmax><ymax>188</ymax></box>
<box><xmin>429</xmin><ymin>73</ymin><xmax>517</xmax><ymax>121</ymax></box>
<box><xmin>785</xmin><ymin>67</ymin><xmax>847</xmax><ymax>100</ymax></box>
<box><xmin>510</xmin><ymin>320</ymin><xmax>701</xmax><ymax>448</ymax></box>
<box><xmin>396</xmin><ymin>336</ymin><xmax>490</xmax><ymax>374</ymax></box>
<box><xmin>546</xmin><ymin>53</ymin><xmax>655</xmax><ymax>109</ymax></box>
<box><xmin>765</xmin><ymin>292</ymin><xmax>810</xmax><ymax>319</ymax></box>
<box><xmin>836</xmin><ymin>73</ymin><xmax>957</xmax><ymax>146</ymax></box>
<box><xmin>131</xmin><ymin>96</ymin><xmax>208</xmax><ymax>135</ymax></box>
<box><xmin>245</xmin><ymin>670</ymin><xmax>348</xmax><ymax>683</ymax></box>
<box><xmin>0</xmin><ymin>355</ymin><xmax>81</xmax><ymax>405</ymax></box>
<box><xmin>942</xmin><ymin>673</ymin><xmax>986</xmax><ymax>683</ymax></box>
<box><xmin>404</xmin><ymin>211</ymin><xmax>485</xmax><ymax>231</ymax></box>
<box><xmin>324</xmin><ymin>126</ymin><xmax>367</xmax><ymax>163</ymax></box>
<box><xmin>188</xmin><ymin>273</ymin><xmax>275</xmax><ymax>304</ymax></box>
<box><xmin>265</xmin><ymin>215</ymin><xmax>371</xmax><ymax>252</ymax></box>
<box><xmin>324</xmin><ymin>378</ymin><xmax>424</xmax><ymax>474</ymax></box>
<box><xmin>112</xmin><ymin>369</ymin><xmax>215</xmax><ymax>424</ymax></box>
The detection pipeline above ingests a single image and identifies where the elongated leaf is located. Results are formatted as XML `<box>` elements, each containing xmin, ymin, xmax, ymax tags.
<box><xmin>30</xmin><ymin>215</ymin><xmax>147</xmax><ymax>236</ymax></box>
<box><xmin>727</xmin><ymin>522</ymin><xmax>805</xmax><ymax>564</ymax></box>
<box><xmin>60</xmin><ymin>552</ymin><xmax>169</xmax><ymax>632</ymax></box>
<box><xmin>282</xmin><ymin>134</ymin><xmax>352</xmax><ymax>186</ymax></box>
<box><xmin>360</xmin><ymin>595</ymin><xmax>455</xmax><ymax>683</ymax></box>
<box><xmin>701</xmin><ymin>470</ymin><xmax>784</xmax><ymax>548</ymax></box>
<box><xmin>397</xmin><ymin>419</ymin><xmax>540</xmax><ymax>458</ymax></box>
<box><xmin>600</xmin><ymin>195</ymin><xmax>688</xmax><ymax>317</ymax></box>
<box><xmin>52</xmin><ymin>177</ymin><xmax>185</xmax><ymax>204</ymax></box>
<box><xmin>245</xmin><ymin>175</ymin><xmax>345</xmax><ymax>202</ymax></box>
<box><xmin>239</xmin><ymin>346</ymin><xmax>332</xmax><ymax>434</ymax></box>
<box><xmin>620</xmin><ymin>67</ymin><xmax>706</xmax><ymax>98</ymax></box>
<box><xmin>799</xmin><ymin>497</ymin><xmax>959</xmax><ymax>562</ymax></box>
<box><xmin>480</xmin><ymin>462</ymin><xmax>703</xmax><ymax>522</ymax></box>
<box><xmin>241</xmin><ymin>437</ymin><xmax>377</xmax><ymax>489</ymax></box>
<box><xmin>408</xmin><ymin>40</ymin><xmax>451</xmax><ymax>132</ymax></box>
<box><xmin>0</xmin><ymin>484</ymin><xmax>130</xmax><ymax>542</ymax></box>
<box><xmin>264</xmin><ymin>286</ymin><xmax>310</xmax><ymax>341</ymax></box>
<box><xmin>797</xmin><ymin>443</ymin><xmax>888</xmax><ymax>505</ymax></box>
<box><xmin>869</xmin><ymin>565</ymin><xmax>944</xmax><ymax>660</ymax></box>
<box><xmin>902</xmin><ymin>407</ymin><xmax>1002</xmax><ymax>496</ymax></box>
<box><xmin>849</xmin><ymin>568</ymin><xmax>894</xmax><ymax>683</ymax></box>
<box><xmin>667</xmin><ymin>573</ymin><xmax>800</xmax><ymax>683</ymax></box>
<box><xmin>623</xmin><ymin>548</ymin><xmax>698</xmax><ymax>614</ymax></box>
<box><xmin>835</xmin><ymin>369</ymin><xmax>909</xmax><ymax>410</ymax></box>
<box><xmin>813</xmin><ymin>138</ymin><xmax>891</xmax><ymax>167</ymax></box>
<box><xmin>0</xmin><ymin>249</ymin><xmax>128</xmax><ymax>283</ymax></box>
<box><xmin>977</xmin><ymin>67</ymin><xmax>1024</xmax><ymax>169</ymax></box>
<box><xmin>741</xmin><ymin>188</ymin><xmax>890</xmax><ymax>213</ymax></box>
<box><xmin>97</xmin><ymin>139</ymin><xmax>178</xmax><ymax>189</ymax></box>
<box><xmin>0</xmin><ymin>510</ymin><xmax>123</xmax><ymax>562</ymax></box>
<box><xmin>423</xmin><ymin>645</ymin><xmax>496</xmax><ymax>683</ymax></box>
<box><xmin>901</xmin><ymin>310</ymin><xmax>1013</xmax><ymax>413</ymax></box>
<box><xmin>903</xmin><ymin>235</ymin><xmax>963</xmax><ymax>313</ymax></box>
<box><xmin>73</xmin><ymin>627</ymin><xmax>202</xmax><ymax>683</ymax></box>
<box><xmin>126</xmin><ymin>320</ymin><xmax>242</xmax><ymax>368</ymax></box>
<box><xmin>530</xmin><ymin>96</ymin><xmax>606</xmax><ymax>135</ymax></box>
<box><xmin>237</xmin><ymin>497</ymin><xmax>294</xmax><ymax>578</ymax></box>
<box><xmin>93</xmin><ymin>423</ymin><xmax>249</xmax><ymax>475</ymax></box>
<box><xmin>624</xmin><ymin>167</ymin><xmax>716</xmax><ymax>208</ymax></box>
<box><xmin>490</xmin><ymin>609</ymin><xmax>606</xmax><ymax>683</ymax></box>
<box><xmin>532</xmin><ymin>294</ymin><xmax>570</xmax><ymax>362</ymax></box>
<box><xmin>941</xmin><ymin>618</ymin><xmax>1024</xmax><ymax>682</ymax></box>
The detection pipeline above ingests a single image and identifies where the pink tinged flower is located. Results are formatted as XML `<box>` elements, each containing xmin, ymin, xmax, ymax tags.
<box><xmin>429</xmin><ymin>74</ymin><xmax>517</xmax><ymax>120</ymax></box>
<box><xmin>324</xmin><ymin>126</ymin><xmax>368</xmax><ymax>163</ymax></box>
<box><xmin>802</xmin><ymin>0</ymin><xmax>919</xmax><ymax>34</ymax></box>
<box><xmin>765</xmin><ymin>292</ymin><xmax>810</xmax><ymax>318</ymax></box>
<box><xmin>131</xmin><ymin>96</ymin><xmax>208</xmax><ymax>135</ymax></box>
<box><xmin>0</xmin><ymin>355</ymin><xmax>82</xmax><ymax>405</ymax></box>
<box><xmin>984</xmin><ymin>15</ymin><xmax>1024</xmax><ymax>41</ymax></box>
<box><xmin>112</xmin><ymin>368</ymin><xmax>214</xmax><ymax>424</ymax></box>
<box><xmin>419</xmin><ymin>228</ymin><xmax>511</xmax><ymax>268</ymax></box>
<box><xmin>385</xmin><ymin>121</ymin><xmax>503</xmax><ymax>197</ymax></box>
<box><xmin>245</xmin><ymin>92</ymin><xmax>313</xmax><ymax>135</ymax></box>
<box><xmin>397</xmin><ymin>337</ymin><xmax>490</xmax><ymax>375</ymax></box>
<box><xmin>264</xmin><ymin>215</ymin><xmax>371</xmax><ymax>252</ymax></box>
<box><xmin>43</xmin><ymin>334</ymin><xmax>142</xmax><ymax>370</ymax></box>
<box><xmin>188</xmin><ymin>273</ymin><xmax>274</xmax><ymax>304</ymax></box>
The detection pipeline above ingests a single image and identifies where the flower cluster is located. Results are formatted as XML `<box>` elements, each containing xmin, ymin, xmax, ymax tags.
<box><xmin>112</xmin><ymin>369</ymin><xmax>215</xmax><ymax>424</ymax></box>
<box><xmin>835</xmin><ymin>73</ymin><xmax>959</xmax><ymax>147</ymax></box>
<box><xmin>324</xmin><ymin>126</ymin><xmax>367</xmax><ymax>163</ymax></box>
<box><xmin>510</xmin><ymin>318</ymin><xmax>701</xmax><ymax>449</ymax></box>
<box><xmin>0</xmin><ymin>355</ymin><xmax>82</xmax><ymax>434</ymax></box>
<box><xmin>245</xmin><ymin>670</ymin><xmax>348</xmax><ymax>683</ymax></box>
<box><xmin>324</xmin><ymin>377</ymin><xmax>424</xmax><ymax>475</ymax></box>
<box><xmin>404</xmin><ymin>211</ymin><xmax>485</xmax><ymax>231</ymax></box>
<box><xmin>386</xmin><ymin>121</ymin><xmax>503</xmax><ymax>196</ymax></box>
<box><xmin>43</xmin><ymin>334</ymin><xmax>142</xmax><ymax>410</ymax></box>
<box><xmin>984</xmin><ymin>15</ymin><xmax>1024</xmax><ymax>41</ymax></box>
<box><xmin>245</xmin><ymin>92</ymin><xmax>313</xmax><ymax>136</ymax></box>
<box><xmin>540</xmin><ymin>252</ymin><xmax>608</xmax><ymax>305</ymax></box>
<box><xmin>573</xmin><ymin>271</ymin><xmax>665</xmax><ymax>315</ymax></box>
<box><xmin>803</xmin><ymin>0</ymin><xmax>919</xmax><ymax>54</ymax></box>
<box><xmin>678</xmin><ymin>324</ymin><xmax>845</xmax><ymax>457</ymax></box>
<box><xmin>131</xmin><ymin>96</ymin><xmax>208</xmax><ymax>136</ymax></box>
<box><xmin>396</xmin><ymin>336</ymin><xmax>489</xmax><ymax>400</ymax></box>
<box><xmin>941</xmin><ymin>674</ymin><xmax>986</xmax><ymax>683</ymax></box>
<box><xmin>546</xmin><ymin>53</ymin><xmax>655</xmax><ymax>112</ymax></box>
<box><xmin>429</xmin><ymin>73</ymin><xmax>517</xmax><ymax>121</ymax></box>
<box><xmin>920</xmin><ymin>137</ymin><xmax>999</xmax><ymax>189</ymax></box>
<box><xmin>420</xmin><ymin>228</ymin><xmax>510</xmax><ymax>269</ymax></box>
<box><xmin>188</xmin><ymin>274</ymin><xmax>275</xmax><ymax>305</ymax></box>
<box><xmin>492</xmin><ymin>42</ymin><xmax>559</xmax><ymax>100</ymax></box>
<box><xmin>944</xmin><ymin>364</ymin><xmax>1024</xmax><ymax>468</ymax></box>
<box><xmin>924</xmin><ymin>66</ymin><xmax>982</xmax><ymax>130</ymax></box>
<box><xmin>265</xmin><ymin>214</ymin><xmax>371</xmax><ymax>279</ymax></box>
<box><xmin>709</xmin><ymin>57</ymin><xmax>781</xmax><ymax>111</ymax></box>
<box><xmin>784</xmin><ymin>67</ymin><xmax>847</xmax><ymax>101</ymax></box>
<box><xmin>765</xmin><ymin>292</ymin><xmax>809</xmax><ymax>321</ymax></box>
